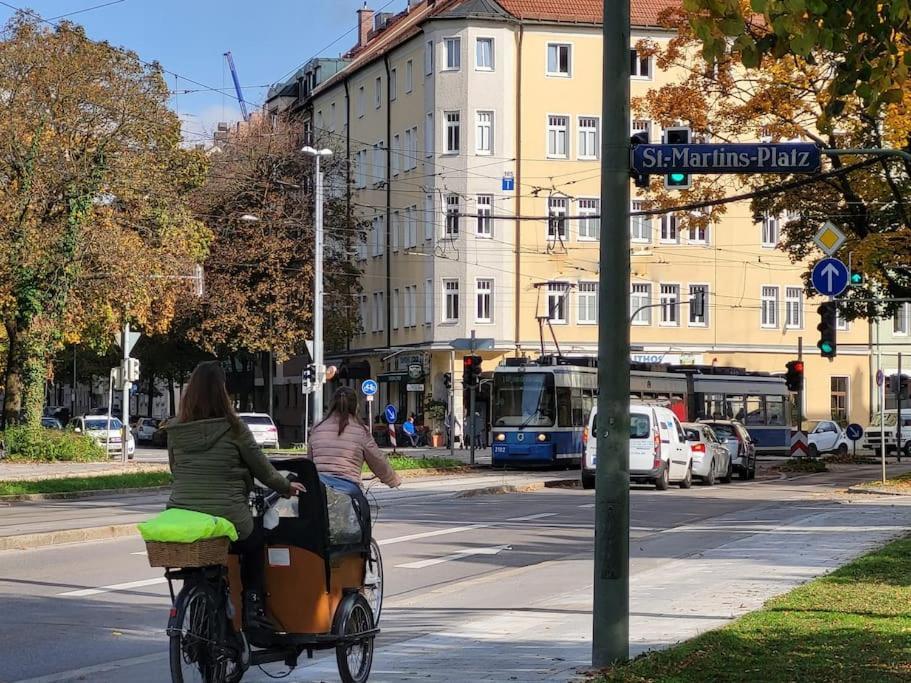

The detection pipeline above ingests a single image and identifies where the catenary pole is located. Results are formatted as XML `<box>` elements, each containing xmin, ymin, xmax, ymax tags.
<box><xmin>593</xmin><ymin>0</ymin><xmax>630</xmax><ymax>667</ymax></box>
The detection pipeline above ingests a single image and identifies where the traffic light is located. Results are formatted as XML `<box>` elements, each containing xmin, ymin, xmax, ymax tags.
<box><xmin>664</xmin><ymin>126</ymin><xmax>691</xmax><ymax>190</ymax></box>
<box><xmin>630</xmin><ymin>131</ymin><xmax>650</xmax><ymax>188</ymax></box>
<box><xmin>785</xmin><ymin>360</ymin><xmax>805</xmax><ymax>392</ymax></box>
<box><xmin>124</xmin><ymin>358</ymin><xmax>141</xmax><ymax>382</ymax></box>
<box><xmin>816</xmin><ymin>302</ymin><xmax>838</xmax><ymax>358</ymax></box>
<box><xmin>302</xmin><ymin>365</ymin><xmax>314</xmax><ymax>392</ymax></box>
<box><xmin>888</xmin><ymin>374</ymin><xmax>910</xmax><ymax>400</ymax></box>
<box><xmin>463</xmin><ymin>355</ymin><xmax>483</xmax><ymax>388</ymax></box>
<box><xmin>443</xmin><ymin>372</ymin><xmax>452</xmax><ymax>390</ymax></box>
<box><xmin>849</xmin><ymin>270</ymin><xmax>863</xmax><ymax>286</ymax></box>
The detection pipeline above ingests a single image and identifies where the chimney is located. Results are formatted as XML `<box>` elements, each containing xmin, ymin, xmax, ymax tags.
<box><xmin>357</xmin><ymin>3</ymin><xmax>374</xmax><ymax>48</ymax></box>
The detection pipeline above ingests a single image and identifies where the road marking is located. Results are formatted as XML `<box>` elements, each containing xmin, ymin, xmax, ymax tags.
<box><xmin>507</xmin><ymin>512</ymin><xmax>558</xmax><ymax>522</ymax></box>
<box><xmin>11</xmin><ymin>652</ymin><xmax>168</xmax><ymax>683</ymax></box>
<box><xmin>58</xmin><ymin>577</ymin><xmax>167</xmax><ymax>597</ymax></box>
<box><xmin>578</xmin><ymin>503</ymin><xmax>596</xmax><ymax>509</ymax></box>
<box><xmin>396</xmin><ymin>544</ymin><xmax>510</xmax><ymax>569</ymax></box>
<box><xmin>130</xmin><ymin>551</ymin><xmax>148</xmax><ymax>556</ymax></box>
<box><xmin>377</xmin><ymin>523</ymin><xmax>491</xmax><ymax>546</ymax></box>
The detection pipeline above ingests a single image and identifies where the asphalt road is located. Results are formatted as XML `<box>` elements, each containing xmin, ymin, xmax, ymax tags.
<box><xmin>1</xmin><ymin>464</ymin><xmax>909</xmax><ymax>682</ymax></box>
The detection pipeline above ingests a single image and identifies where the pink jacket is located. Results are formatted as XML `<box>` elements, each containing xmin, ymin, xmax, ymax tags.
<box><xmin>308</xmin><ymin>414</ymin><xmax>401</xmax><ymax>487</ymax></box>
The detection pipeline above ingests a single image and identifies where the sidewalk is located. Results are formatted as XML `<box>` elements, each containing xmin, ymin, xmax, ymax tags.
<box><xmin>0</xmin><ymin>461</ymin><xmax>168</xmax><ymax>482</ymax></box>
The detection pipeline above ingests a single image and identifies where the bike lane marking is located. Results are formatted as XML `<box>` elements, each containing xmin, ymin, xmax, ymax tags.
<box><xmin>506</xmin><ymin>512</ymin><xmax>557</xmax><ymax>522</ymax></box>
<box><xmin>396</xmin><ymin>545</ymin><xmax>511</xmax><ymax>569</ymax></box>
<box><xmin>10</xmin><ymin>652</ymin><xmax>168</xmax><ymax>683</ymax></box>
<box><xmin>58</xmin><ymin>576</ymin><xmax>167</xmax><ymax>597</ymax></box>
<box><xmin>377</xmin><ymin>523</ymin><xmax>492</xmax><ymax>546</ymax></box>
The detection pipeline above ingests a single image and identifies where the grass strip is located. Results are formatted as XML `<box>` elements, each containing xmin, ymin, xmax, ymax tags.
<box><xmin>596</xmin><ymin>536</ymin><xmax>911</xmax><ymax>683</ymax></box>
<box><xmin>368</xmin><ymin>455</ymin><xmax>464</xmax><ymax>471</ymax></box>
<box><xmin>0</xmin><ymin>471</ymin><xmax>172</xmax><ymax>496</ymax></box>
<box><xmin>857</xmin><ymin>471</ymin><xmax>911</xmax><ymax>492</ymax></box>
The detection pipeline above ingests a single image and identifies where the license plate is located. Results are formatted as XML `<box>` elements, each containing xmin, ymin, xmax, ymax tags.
<box><xmin>493</xmin><ymin>445</ymin><xmax>507</xmax><ymax>455</ymax></box>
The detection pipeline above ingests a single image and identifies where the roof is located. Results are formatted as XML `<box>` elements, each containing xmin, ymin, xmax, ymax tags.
<box><xmin>496</xmin><ymin>0</ymin><xmax>678</xmax><ymax>26</ymax></box>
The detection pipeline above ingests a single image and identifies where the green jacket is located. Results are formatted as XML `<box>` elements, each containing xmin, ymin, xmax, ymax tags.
<box><xmin>166</xmin><ymin>418</ymin><xmax>291</xmax><ymax>540</ymax></box>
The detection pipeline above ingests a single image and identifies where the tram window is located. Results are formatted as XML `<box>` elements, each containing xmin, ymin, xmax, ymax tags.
<box><xmin>556</xmin><ymin>387</ymin><xmax>572</xmax><ymax>426</ymax></box>
<box><xmin>571</xmin><ymin>388</ymin><xmax>584</xmax><ymax>427</ymax></box>
<box><xmin>704</xmin><ymin>393</ymin><xmax>725</xmax><ymax>419</ymax></box>
<box><xmin>745</xmin><ymin>396</ymin><xmax>764</xmax><ymax>425</ymax></box>
<box><xmin>582</xmin><ymin>392</ymin><xmax>594</xmax><ymax>422</ymax></box>
<box><xmin>726</xmin><ymin>395</ymin><xmax>745</xmax><ymax>421</ymax></box>
<box><xmin>767</xmin><ymin>396</ymin><xmax>785</xmax><ymax>425</ymax></box>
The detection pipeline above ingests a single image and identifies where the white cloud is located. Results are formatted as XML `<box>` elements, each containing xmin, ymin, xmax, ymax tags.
<box><xmin>178</xmin><ymin>104</ymin><xmax>242</xmax><ymax>147</ymax></box>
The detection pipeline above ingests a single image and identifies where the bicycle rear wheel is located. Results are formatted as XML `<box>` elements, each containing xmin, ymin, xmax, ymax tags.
<box><xmin>169</xmin><ymin>584</ymin><xmax>228</xmax><ymax>683</ymax></box>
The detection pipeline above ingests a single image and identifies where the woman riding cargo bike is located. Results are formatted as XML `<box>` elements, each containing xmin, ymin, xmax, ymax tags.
<box><xmin>140</xmin><ymin>362</ymin><xmax>399</xmax><ymax>682</ymax></box>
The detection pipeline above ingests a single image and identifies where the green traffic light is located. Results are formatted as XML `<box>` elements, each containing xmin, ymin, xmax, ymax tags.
<box><xmin>670</xmin><ymin>172</ymin><xmax>686</xmax><ymax>183</ymax></box>
<box><xmin>850</xmin><ymin>272</ymin><xmax>863</xmax><ymax>285</ymax></box>
<box><xmin>819</xmin><ymin>341</ymin><xmax>834</xmax><ymax>354</ymax></box>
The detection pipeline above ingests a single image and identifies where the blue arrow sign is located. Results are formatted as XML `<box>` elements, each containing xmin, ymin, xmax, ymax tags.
<box><xmin>361</xmin><ymin>379</ymin><xmax>378</xmax><ymax>397</ymax></box>
<box><xmin>384</xmin><ymin>404</ymin><xmax>397</xmax><ymax>424</ymax></box>
<box><xmin>631</xmin><ymin>142</ymin><xmax>821</xmax><ymax>175</ymax></box>
<box><xmin>811</xmin><ymin>258</ymin><xmax>849</xmax><ymax>297</ymax></box>
<box><xmin>846</xmin><ymin>423</ymin><xmax>864</xmax><ymax>441</ymax></box>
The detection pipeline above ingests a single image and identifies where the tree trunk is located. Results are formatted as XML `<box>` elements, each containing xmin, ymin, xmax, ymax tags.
<box><xmin>3</xmin><ymin>320</ymin><xmax>22</xmax><ymax>427</ymax></box>
<box><xmin>167</xmin><ymin>376</ymin><xmax>175</xmax><ymax>417</ymax></box>
<box><xmin>147</xmin><ymin>375</ymin><xmax>154</xmax><ymax>417</ymax></box>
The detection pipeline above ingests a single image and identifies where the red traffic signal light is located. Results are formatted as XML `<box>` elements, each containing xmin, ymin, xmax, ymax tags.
<box><xmin>463</xmin><ymin>355</ymin><xmax>483</xmax><ymax>388</ymax></box>
<box><xmin>785</xmin><ymin>360</ymin><xmax>804</xmax><ymax>392</ymax></box>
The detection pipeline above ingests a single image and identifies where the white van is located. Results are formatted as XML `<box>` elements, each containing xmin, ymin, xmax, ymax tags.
<box><xmin>581</xmin><ymin>403</ymin><xmax>693</xmax><ymax>490</ymax></box>
<box><xmin>863</xmin><ymin>409</ymin><xmax>911</xmax><ymax>457</ymax></box>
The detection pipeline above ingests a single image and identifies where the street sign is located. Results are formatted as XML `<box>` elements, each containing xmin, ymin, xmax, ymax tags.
<box><xmin>361</xmin><ymin>379</ymin><xmax>378</xmax><ymax>397</ymax></box>
<box><xmin>449</xmin><ymin>337</ymin><xmax>495</xmax><ymax>351</ymax></box>
<box><xmin>366</xmin><ymin>395</ymin><xmax>374</xmax><ymax>403</ymax></box>
<box><xmin>811</xmin><ymin>258</ymin><xmax>849</xmax><ymax>297</ymax></box>
<box><xmin>384</xmin><ymin>404</ymin><xmax>397</xmax><ymax>424</ymax></box>
<box><xmin>846</xmin><ymin>424</ymin><xmax>864</xmax><ymax>441</ymax></box>
<box><xmin>790</xmin><ymin>430</ymin><xmax>809</xmax><ymax>457</ymax></box>
<box><xmin>406</xmin><ymin>383</ymin><xmax>425</xmax><ymax>392</ymax></box>
<box><xmin>502</xmin><ymin>172</ymin><xmax>515</xmax><ymax>192</ymax></box>
<box><xmin>117</xmin><ymin>330</ymin><xmax>142</xmax><ymax>355</ymax></box>
<box><xmin>630</xmin><ymin>142</ymin><xmax>821</xmax><ymax>175</ymax></box>
<box><xmin>813</xmin><ymin>222</ymin><xmax>846</xmax><ymax>256</ymax></box>
<box><xmin>877</xmin><ymin>369</ymin><xmax>885</xmax><ymax>387</ymax></box>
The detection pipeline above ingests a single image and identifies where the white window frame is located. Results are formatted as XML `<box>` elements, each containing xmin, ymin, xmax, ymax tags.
<box><xmin>688</xmin><ymin>284</ymin><xmax>709</xmax><ymax>327</ymax></box>
<box><xmin>475</xmin><ymin>278</ymin><xmax>493</xmax><ymax>323</ymax></box>
<box><xmin>476</xmin><ymin>195</ymin><xmax>493</xmax><ymax>237</ymax></box>
<box><xmin>476</xmin><ymin>37</ymin><xmax>494</xmax><ymax>71</ymax></box>
<box><xmin>443</xmin><ymin>279</ymin><xmax>460</xmax><ymax>323</ymax></box>
<box><xmin>444</xmin><ymin>110</ymin><xmax>461</xmax><ymax>154</ymax></box>
<box><xmin>837</xmin><ymin>308</ymin><xmax>849</xmax><ymax>331</ymax></box>
<box><xmin>425</xmin><ymin>40</ymin><xmax>434</xmax><ymax>75</ymax></box>
<box><xmin>547</xmin><ymin>197</ymin><xmax>568</xmax><ymax>240</ymax></box>
<box><xmin>374</xmin><ymin>76</ymin><xmax>382</xmax><ymax>109</ymax></box>
<box><xmin>761</xmin><ymin>285</ymin><xmax>780</xmax><ymax>329</ymax></box>
<box><xmin>443</xmin><ymin>37</ymin><xmax>461</xmax><ymax>71</ymax></box>
<box><xmin>424</xmin><ymin>194</ymin><xmax>434</xmax><ymax>241</ymax></box>
<box><xmin>831</xmin><ymin>376</ymin><xmax>850</xmax><ymax>423</ymax></box>
<box><xmin>405</xmin><ymin>59</ymin><xmax>414</xmax><ymax>93</ymax></box>
<box><xmin>425</xmin><ymin>112</ymin><xmax>434</xmax><ymax>157</ymax></box>
<box><xmin>547</xmin><ymin>114</ymin><xmax>569</xmax><ymax>159</ymax></box>
<box><xmin>762</xmin><ymin>213</ymin><xmax>780</xmax><ymax>248</ymax></box>
<box><xmin>785</xmin><ymin>286</ymin><xmax>803</xmax><ymax>330</ymax></box>
<box><xmin>445</xmin><ymin>194</ymin><xmax>460</xmax><ymax>238</ymax></box>
<box><xmin>407</xmin><ymin>205</ymin><xmax>418</xmax><ymax>248</ymax></box>
<box><xmin>631</xmin><ymin>283</ymin><xmax>651</xmax><ymax>325</ymax></box>
<box><xmin>630</xmin><ymin>201</ymin><xmax>651</xmax><ymax>243</ymax></box>
<box><xmin>358</xmin><ymin>295</ymin><xmax>368</xmax><ymax>334</ymax></box>
<box><xmin>689</xmin><ymin>222</ymin><xmax>709</xmax><ymax>245</ymax></box>
<box><xmin>547</xmin><ymin>283</ymin><xmax>570</xmax><ymax>324</ymax></box>
<box><xmin>392</xmin><ymin>288</ymin><xmax>400</xmax><ymax>330</ymax></box>
<box><xmin>578</xmin><ymin>116</ymin><xmax>600</xmax><ymax>160</ymax></box>
<box><xmin>577</xmin><ymin>281</ymin><xmax>598</xmax><ymax>325</ymax></box>
<box><xmin>410</xmin><ymin>126</ymin><xmax>418</xmax><ymax>169</ymax></box>
<box><xmin>391</xmin><ymin>211</ymin><xmax>400</xmax><ymax>252</ymax></box>
<box><xmin>403</xmin><ymin>128</ymin><xmax>413</xmax><ymax>172</ymax></box>
<box><xmin>894</xmin><ymin>303</ymin><xmax>910</xmax><ymax>335</ymax></box>
<box><xmin>630</xmin><ymin>48</ymin><xmax>653</xmax><ymax>79</ymax></box>
<box><xmin>659</xmin><ymin>284</ymin><xmax>680</xmax><ymax>327</ymax></box>
<box><xmin>631</xmin><ymin>119</ymin><xmax>652</xmax><ymax>141</ymax></box>
<box><xmin>546</xmin><ymin>42</ymin><xmax>572</xmax><ymax>77</ymax></box>
<box><xmin>577</xmin><ymin>198</ymin><xmax>600</xmax><ymax>241</ymax></box>
<box><xmin>424</xmin><ymin>278</ymin><xmax>433</xmax><ymax>324</ymax></box>
<box><xmin>392</xmin><ymin>134</ymin><xmax>401</xmax><ymax>176</ymax></box>
<box><xmin>475</xmin><ymin>110</ymin><xmax>493</xmax><ymax>155</ymax></box>
<box><xmin>660</xmin><ymin>213</ymin><xmax>679</xmax><ymax>243</ymax></box>
<box><xmin>390</xmin><ymin>68</ymin><xmax>397</xmax><ymax>101</ymax></box>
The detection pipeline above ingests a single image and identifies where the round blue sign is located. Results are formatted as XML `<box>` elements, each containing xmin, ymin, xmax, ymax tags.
<box><xmin>384</xmin><ymin>405</ymin><xmax>397</xmax><ymax>424</ymax></box>
<box><xmin>403</xmin><ymin>421</ymin><xmax>415</xmax><ymax>435</ymax></box>
<box><xmin>846</xmin><ymin>423</ymin><xmax>864</xmax><ymax>441</ymax></box>
<box><xmin>811</xmin><ymin>258</ymin><xmax>849</xmax><ymax>297</ymax></box>
<box><xmin>361</xmin><ymin>379</ymin><xmax>378</xmax><ymax>397</ymax></box>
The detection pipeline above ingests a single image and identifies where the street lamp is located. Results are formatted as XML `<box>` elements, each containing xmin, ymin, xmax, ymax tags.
<box><xmin>301</xmin><ymin>146</ymin><xmax>333</xmax><ymax>421</ymax></box>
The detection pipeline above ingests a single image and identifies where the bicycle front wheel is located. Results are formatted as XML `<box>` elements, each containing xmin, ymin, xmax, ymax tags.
<box><xmin>361</xmin><ymin>537</ymin><xmax>384</xmax><ymax>625</ymax></box>
<box><xmin>169</xmin><ymin>584</ymin><xmax>227</xmax><ymax>683</ymax></box>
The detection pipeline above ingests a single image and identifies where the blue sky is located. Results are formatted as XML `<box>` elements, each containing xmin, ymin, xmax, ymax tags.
<box><xmin>0</xmin><ymin>0</ymin><xmax>404</xmax><ymax>142</ymax></box>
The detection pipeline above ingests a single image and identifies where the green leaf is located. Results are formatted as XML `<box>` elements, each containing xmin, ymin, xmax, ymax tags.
<box><xmin>721</xmin><ymin>16</ymin><xmax>744</xmax><ymax>35</ymax></box>
<box><xmin>880</xmin><ymin>88</ymin><xmax>904</xmax><ymax>104</ymax></box>
<box><xmin>807</xmin><ymin>0</ymin><xmax>827</xmax><ymax>13</ymax></box>
<box><xmin>750</xmin><ymin>0</ymin><xmax>768</xmax><ymax>12</ymax></box>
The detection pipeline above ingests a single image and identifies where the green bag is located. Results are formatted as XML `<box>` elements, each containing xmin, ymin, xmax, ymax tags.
<box><xmin>138</xmin><ymin>508</ymin><xmax>238</xmax><ymax>543</ymax></box>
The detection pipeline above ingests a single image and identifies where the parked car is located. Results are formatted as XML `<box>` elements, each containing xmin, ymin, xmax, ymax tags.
<box><xmin>151</xmin><ymin>418</ymin><xmax>172</xmax><ymax>447</ymax></box>
<box><xmin>806</xmin><ymin>420</ymin><xmax>849</xmax><ymax>457</ymax></box>
<box><xmin>683</xmin><ymin>423</ymin><xmax>732</xmax><ymax>485</ymax></box>
<box><xmin>238</xmin><ymin>413</ymin><xmax>279</xmax><ymax>449</ymax></box>
<box><xmin>68</xmin><ymin>415</ymin><xmax>135</xmax><ymax>458</ymax></box>
<box><xmin>41</xmin><ymin>416</ymin><xmax>63</xmax><ymax>429</ymax></box>
<box><xmin>697</xmin><ymin>419</ymin><xmax>756</xmax><ymax>480</ymax></box>
<box><xmin>133</xmin><ymin>417</ymin><xmax>161</xmax><ymax>443</ymax></box>
<box><xmin>582</xmin><ymin>403</ymin><xmax>694</xmax><ymax>491</ymax></box>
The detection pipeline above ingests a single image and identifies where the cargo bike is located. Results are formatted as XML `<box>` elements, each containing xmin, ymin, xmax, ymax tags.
<box><xmin>147</xmin><ymin>458</ymin><xmax>383</xmax><ymax>683</ymax></box>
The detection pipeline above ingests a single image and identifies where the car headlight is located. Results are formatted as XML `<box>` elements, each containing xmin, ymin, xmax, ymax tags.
<box><xmin>496</xmin><ymin>433</ymin><xmax>506</xmax><ymax>442</ymax></box>
<box><xmin>537</xmin><ymin>433</ymin><xmax>548</xmax><ymax>442</ymax></box>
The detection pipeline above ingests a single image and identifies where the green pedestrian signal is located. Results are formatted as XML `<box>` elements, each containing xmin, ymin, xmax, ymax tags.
<box><xmin>663</xmin><ymin>127</ymin><xmax>691</xmax><ymax>190</ymax></box>
<box><xmin>850</xmin><ymin>271</ymin><xmax>863</xmax><ymax>286</ymax></box>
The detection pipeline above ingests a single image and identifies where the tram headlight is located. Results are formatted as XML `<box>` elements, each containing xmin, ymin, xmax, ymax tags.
<box><xmin>537</xmin><ymin>433</ymin><xmax>548</xmax><ymax>442</ymax></box>
<box><xmin>496</xmin><ymin>433</ymin><xmax>506</xmax><ymax>442</ymax></box>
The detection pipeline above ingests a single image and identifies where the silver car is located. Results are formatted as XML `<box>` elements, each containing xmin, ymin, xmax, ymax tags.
<box><xmin>683</xmin><ymin>423</ymin><xmax>732</xmax><ymax>485</ymax></box>
<box><xmin>698</xmin><ymin>420</ymin><xmax>757</xmax><ymax>480</ymax></box>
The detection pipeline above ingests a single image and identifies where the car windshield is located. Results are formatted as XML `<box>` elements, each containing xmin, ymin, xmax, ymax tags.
<box><xmin>240</xmin><ymin>415</ymin><xmax>274</xmax><ymax>426</ymax></box>
<box><xmin>493</xmin><ymin>372</ymin><xmax>556</xmax><ymax>427</ymax></box>
<box><xmin>706</xmin><ymin>423</ymin><xmax>735</xmax><ymax>440</ymax></box>
<box><xmin>630</xmin><ymin>413</ymin><xmax>651</xmax><ymax>439</ymax></box>
<box><xmin>684</xmin><ymin>427</ymin><xmax>701</xmax><ymax>442</ymax></box>
<box><xmin>85</xmin><ymin>418</ymin><xmax>123</xmax><ymax>430</ymax></box>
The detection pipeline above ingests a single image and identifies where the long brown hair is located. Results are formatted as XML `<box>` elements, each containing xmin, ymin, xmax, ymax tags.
<box><xmin>178</xmin><ymin>361</ymin><xmax>243</xmax><ymax>433</ymax></box>
<box><xmin>323</xmin><ymin>386</ymin><xmax>365</xmax><ymax>436</ymax></box>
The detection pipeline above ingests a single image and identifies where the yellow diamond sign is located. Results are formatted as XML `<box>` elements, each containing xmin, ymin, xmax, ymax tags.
<box><xmin>813</xmin><ymin>221</ymin><xmax>846</xmax><ymax>256</ymax></box>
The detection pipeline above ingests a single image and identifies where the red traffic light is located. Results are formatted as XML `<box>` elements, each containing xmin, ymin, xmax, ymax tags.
<box><xmin>793</xmin><ymin>361</ymin><xmax>804</xmax><ymax>373</ymax></box>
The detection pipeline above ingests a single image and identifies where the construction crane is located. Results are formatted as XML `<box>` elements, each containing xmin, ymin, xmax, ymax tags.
<box><xmin>223</xmin><ymin>51</ymin><xmax>250</xmax><ymax>121</ymax></box>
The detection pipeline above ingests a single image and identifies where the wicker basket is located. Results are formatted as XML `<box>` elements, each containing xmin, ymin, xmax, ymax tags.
<box><xmin>145</xmin><ymin>537</ymin><xmax>230</xmax><ymax>568</ymax></box>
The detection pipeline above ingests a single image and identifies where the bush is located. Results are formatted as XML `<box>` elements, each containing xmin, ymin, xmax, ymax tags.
<box><xmin>780</xmin><ymin>457</ymin><xmax>827</xmax><ymax>473</ymax></box>
<box><xmin>1</xmin><ymin>426</ymin><xmax>108</xmax><ymax>462</ymax></box>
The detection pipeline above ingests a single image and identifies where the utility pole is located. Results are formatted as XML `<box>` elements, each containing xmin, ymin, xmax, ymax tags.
<box><xmin>897</xmin><ymin>352</ymin><xmax>903</xmax><ymax>463</ymax></box>
<box><xmin>797</xmin><ymin>336</ymin><xmax>803</xmax><ymax>433</ymax></box>
<box><xmin>469</xmin><ymin>330</ymin><xmax>477</xmax><ymax>465</ymax></box>
<box><xmin>593</xmin><ymin>0</ymin><xmax>630</xmax><ymax>667</ymax></box>
<box><xmin>121</xmin><ymin>322</ymin><xmax>130</xmax><ymax>463</ymax></box>
<box><xmin>449</xmin><ymin>350</ymin><xmax>456</xmax><ymax>458</ymax></box>
<box><xmin>72</xmin><ymin>345</ymin><xmax>77</xmax><ymax>419</ymax></box>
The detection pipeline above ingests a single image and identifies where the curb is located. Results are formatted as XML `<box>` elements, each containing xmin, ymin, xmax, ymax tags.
<box><xmin>0</xmin><ymin>485</ymin><xmax>171</xmax><ymax>503</ymax></box>
<box><xmin>846</xmin><ymin>486</ymin><xmax>911</xmax><ymax>496</ymax></box>
<box><xmin>456</xmin><ymin>478</ymin><xmax>577</xmax><ymax>498</ymax></box>
<box><xmin>0</xmin><ymin>523</ymin><xmax>140</xmax><ymax>552</ymax></box>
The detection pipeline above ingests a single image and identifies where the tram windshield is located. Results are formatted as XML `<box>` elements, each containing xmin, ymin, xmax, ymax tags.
<box><xmin>493</xmin><ymin>372</ymin><xmax>555</xmax><ymax>427</ymax></box>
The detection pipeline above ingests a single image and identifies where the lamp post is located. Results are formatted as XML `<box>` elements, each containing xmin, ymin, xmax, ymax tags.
<box><xmin>301</xmin><ymin>146</ymin><xmax>333</xmax><ymax>422</ymax></box>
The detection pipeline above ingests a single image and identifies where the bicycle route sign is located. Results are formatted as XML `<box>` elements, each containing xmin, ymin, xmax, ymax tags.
<box><xmin>361</xmin><ymin>379</ymin><xmax>378</xmax><ymax>397</ymax></box>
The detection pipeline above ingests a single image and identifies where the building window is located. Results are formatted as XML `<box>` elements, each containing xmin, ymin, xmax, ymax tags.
<box><xmin>831</xmin><ymin>376</ymin><xmax>849</xmax><ymax>424</ymax></box>
<box><xmin>357</xmin><ymin>86</ymin><xmax>365</xmax><ymax>118</ymax></box>
<box><xmin>894</xmin><ymin>303</ymin><xmax>910</xmax><ymax>335</ymax></box>
<box><xmin>547</xmin><ymin>283</ymin><xmax>569</xmax><ymax>324</ymax></box>
<box><xmin>425</xmin><ymin>112</ymin><xmax>434</xmax><ymax>157</ymax></box>
<box><xmin>375</xmin><ymin>77</ymin><xmax>382</xmax><ymax>109</ymax></box>
<box><xmin>443</xmin><ymin>279</ymin><xmax>460</xmax><ymax>322</ymax></box>
<box><xmin>405</xmin><ymin>59</ymin><xmax>413</xmax><ymax>93</ymax></box>
<box><xmin>444</xmin><ymin>111</ymin><xmax>461</xmax><ymax>153</ymax></box>
<box><xmin>424</xmin><ymin>194</ymin><xmax>434</xmax><ymax>241</ymax></box>
<box><xmin>445</xmin><ymin>194</ymin><xmax>460</xmax><ymax>237</ymax></box>
<box><xmin>761</xmin><ymin>286</ymin><xmax>779</xmax><ymax>328</ymax></box>
<box><xmin>660</xmin><ymin>284</ymin><xmax>680</xmax><ymax>326</ymax></box>
<box><xmin>690</xmin><ymin>222</ymin><xmax>708</xmax><ymax>244</ymax></box>
<box><xmin>631</xmin><ymin>283</ymin><xmax>651</xmax><ymax>325</ymax></box>
<box><xmin>392</xmin><ymin>134</ymin><xmax>401</xmax><ymax>176</ymax></box>
<box><xmin>578</xmin><ymin>282</ymin><xmax>598</xmax><ymax>324</ymax></box>
<box><xmin>407</xmin><ymin>205</ymin><xmax>418</xmax><ymax>248</ymax></box>
<box><xmin>476</xmin><ymin>37</ymin><xmax>494</xmax><ymax>70</ymax></box>
<box><xmin>660</xmin><ymin>213</ymin><xmax>678</xmax><ymax>243</ymax></box>
<box><xmin>371</xmin><ymin>216</ymin><xmax>385</xmax><ymax>257</ymax></box>
<box><xmin>578</xmin><ymin>116</ymin><xmax>600</xmax><ymax>160</ymax></box>
<box><xmin>372</xmin><ymin>142</ymin><xmax>385</xmax><ymax>185</ymax></box>
<box><xmin>631</xmin><ymin>201</ymin><xmax>651</xmax><ymax>242</ymax></box>
<box><xmin>372</xmin><ymin>292</ymin><xmax>385</xmax><ymax>332</ymax></box>
<box><xmin>425</xmin><ymin>40</ymin><xmax>434</xmax><ymax>75</ymax></box>
<box><xmin>631</xmin><ymin>119</ymin><xmax>651</xmax><ymax>140</ymax></box>
<box><xmin>547</xmin><ymin>43</ymin><xmax>572</xmax><ymax>76</ymax></box>
<box><xmin>547</xmin><ymin>115</ymin><xmax>569</xmax><ymax>158</ymax></box>
<box><xmin>578</xmin><ymin>199</ymin><xmax>600</xmax><ymax>240</ymax></box>
<box><xmin>477</xmin><ymin>195</ymin><xmax>492</xmax><ymax>237</ymax></box>
<box><xmin>392</xmin><ymin>288</ymin><xmax>400</xmax><ymax>330</ymax></box>
<box><xmin>476</xmin><ymin>111</ymin><xmax>493</xmax><ymax>155</ymax></box>
<box><xmin>316</xmin><ymin>110</ymin><xmax>323</xmax><ymax>131</ymax></box>
<box><xmin>390</xmin><ymin>69</ymin><xmax>397</xmax><ymax>101</ymax></box>
<box><xmin>689</xmin><ymin>284</ymin><xmax>709</xmax><ymax>327</ymax></box>
<box><xmin>785</xmin><ymin>286</ymin><xmax>803</xmax><ymax>329</ymax></box>
<box><xmin>444</xmin><ymin>37</ymin><xmax>461</xmax><ymax>70</ymax></box>
<box><xmin>359</xmin><ymin>295</ymin><xmax>368</xmax><ymax>334</ymax></box>
<box><xmin>403</xmin><ymin>128</ymin><xmax>413</xmax><ymax>172</ymax></box>
<box><xmin>391</xmin><ymin>211</ymin><xmax>399</xmax><ymax>252</ymax></box>
<box><xmin>836</xmin><ymin>308</ymin><xmax>848</xmax><ymax>331</ymax></box>
<box><xmin>476</xmin><ymin>278</ymin><xmax>493</xmax><ymax>323</ymax></box>
<box><xmin>547</xmin><ymin>197</ymin><xmax>568</xmax><ymax>240</ymax></box>
<box><xmin>762</xmin><ymin>214</ymin><xmax>780</xmax><ymax>247</ymax></box>
<box><xmin>425</xmin><ymin>278</ymin><xmax>433</xmax><ymax>323</ymax></box>
<box><xmin>404</xmin><ymin>285</ymin><xmax>417</xmax><ymax>328</ymax></box>
<box><xmin>409</xmin><ymin>126</ymin><xmax>418</xmax><ymax>168</ymax></box>
<box><xmin>630</xmin><ymin>48</ymin><xmax>652</xmax><ymax>78</ymax></box>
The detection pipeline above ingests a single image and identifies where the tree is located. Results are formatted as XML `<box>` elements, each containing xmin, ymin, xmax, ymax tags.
<box><xmin>132</xmin><ymin>333</ymin><xmax>213</xmax><ymax>416</ymax></box>
<box><xmin>0</xmin><ymin>14</ymin><xmax>209</xmax><ymax>426</ymax></box>
<box><xmin>188</xmin><ymin>114</ymin><xmax>361</xmax><ymax>364</ymax></box>
<box><xmin>632</xmin><ymin>4</ymin><xmax>911</xmax><ymax>318</ymax></box>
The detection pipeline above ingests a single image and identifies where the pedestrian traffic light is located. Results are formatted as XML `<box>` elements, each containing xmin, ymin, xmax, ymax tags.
<box><xmin>124</xmin><ymin>358</ymin><xmax>141</xmax><ymax>383</ymax></box>
<box><xmin>785</xmin><ymin>360</ymin><xmax>804</xmax><ymax>392</ymax></box>
<box><xmin>664</xmin><ymin>126</ymin><xmax>691</xmax><ymax>190</ymax></box>
<box><xmin>630</xmin><ymin>131</ymin><xmax>650</xmax><ymax>188</ymax></box>
<box><xmin>443</xmin><ymin>372</ymin><xmax>452</xmax><ymax>390</ymax></box>
<box><xmin>463</xmin><ymin>355</ymin><xmax>483</xmax><ymax>388</ymax></box>
<box><xmin>817</xmin><ymin>302</ymin><xmax>838</xmax><ymax>359</ymax></box>
<box><xmin>302</xmin><ymin>365</ymin><xmax>314</xmax><ymax>390</ymax></box>
<box><xmin>850</xmin><ymin>270</ymin><xmax>863</xmax><ymax>286</ymax></box>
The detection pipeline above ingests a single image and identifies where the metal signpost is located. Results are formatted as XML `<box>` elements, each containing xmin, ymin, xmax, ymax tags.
<box><xmin>810</xmin><ymin>258</ymin><xmax>850</xmax><ymax>297</ymax></box>
<box><xmin>877</xmin><ymin>369</ymin><xmax>886</xmax><ymax>482</ymax></box>
<box><xmin>362</xmin><ymin>380</ymin><xmax>378</xmax><ymax>432</ymax></box>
